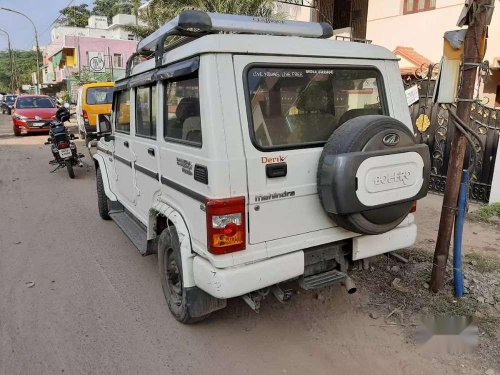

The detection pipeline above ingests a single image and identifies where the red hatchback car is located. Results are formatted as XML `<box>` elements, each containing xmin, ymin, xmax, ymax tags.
<box><xmin>12</xmin><ymin>95</ymin><xmax>59</xmax><ymax>136</ymax></box>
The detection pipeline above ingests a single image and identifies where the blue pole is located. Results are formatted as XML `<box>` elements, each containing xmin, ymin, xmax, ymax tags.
<box><xmin>453</xmin><ymin>170</ymin><xmax>468</xmax><ymax>297</ymax></box>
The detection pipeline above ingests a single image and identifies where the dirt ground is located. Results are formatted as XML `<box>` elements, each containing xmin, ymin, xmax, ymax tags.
<box><xmin>0</xmin><ymin>115</ymin><xmax>499</xmax><ymax>375</ymax></box>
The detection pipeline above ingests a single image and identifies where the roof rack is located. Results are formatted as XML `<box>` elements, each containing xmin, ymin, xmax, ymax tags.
<box><xmin>125</xmin><ymin>10</ymin><xmax>334</xmax><ymax>76</ymax></box>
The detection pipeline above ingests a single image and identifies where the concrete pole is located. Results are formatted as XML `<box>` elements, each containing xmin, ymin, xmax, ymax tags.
<box><xmin>0</xmin><ymin>8</ymin><xmax>42</xmax><ymax>94</ymax></box>
<box><xmin>0</xmin><ymin>28</ymin><xmax>15</xmax><ymax>92</ymax></box>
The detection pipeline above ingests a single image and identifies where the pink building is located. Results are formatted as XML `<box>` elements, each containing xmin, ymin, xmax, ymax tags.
<box><xmin>42</xmin><ymin>14</ymin><xmax>139</xmax><ymax>93</ymax></box>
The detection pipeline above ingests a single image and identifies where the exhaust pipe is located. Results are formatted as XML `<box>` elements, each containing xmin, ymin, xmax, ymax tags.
<box><xmin>342</xmin><ymin>276</ymin><xmax>357</xmax><ymax>294</ymax></box>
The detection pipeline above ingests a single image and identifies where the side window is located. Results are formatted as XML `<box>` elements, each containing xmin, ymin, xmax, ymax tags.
<box><xmin>164</xmin><ymin>77</ymin><xmax>201</xmax><ymax>146</ymax></box>
<box><xmin>135</xmin><ymin>85</ymin><xmax>157</xmax><ymax>139</ymax></box>
<box><xmin>115</xmin><ymin>90</ymin><xmax>131</xmax><ymax>134</ymax></box>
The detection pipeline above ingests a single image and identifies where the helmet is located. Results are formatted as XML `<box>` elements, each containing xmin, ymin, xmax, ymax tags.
<box><xmin>55</xmin><ymin>107</ymin><xmax>71</xmax><ymax>122</ymax></box>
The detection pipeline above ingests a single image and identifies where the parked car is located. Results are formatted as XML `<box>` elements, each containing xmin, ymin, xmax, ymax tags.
<box><xmin>2</xmin><ymin>94</ymin><xmax>17</xmax><ymax>115</ymax></box>
<box><xmin>76</xmin><ymin>82</ymin><xmax>114</xmax><ymax>144</ymax></box>
<box><xmin>93</xmin><ymin>11</ymin><xmax>430</xmax><ymax>323</ymax></box>
<box><xmin>12</xmin><ymin>95</ymin><xmax>58</xmax><ymax>136</ymax></box>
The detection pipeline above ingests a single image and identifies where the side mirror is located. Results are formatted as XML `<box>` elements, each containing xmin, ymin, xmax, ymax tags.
<box><xmin>63</xmin><ymin>102</ymin><xmax>70</xmax><ymax>109</ymax></box>
<box><xmin>96</xmin><ymin>114</ymin><xmax>112</xmax><ymax>134</ymax></box>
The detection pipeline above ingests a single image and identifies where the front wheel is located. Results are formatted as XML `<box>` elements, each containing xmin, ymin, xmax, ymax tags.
<box><xmin>66</xmin><ymin>160</ymin><xmax>75</xmax><ymax>179</ymax></box>
<box><xmin>96</xmin><ymin>168</ymin><xmax>111</xmax><ymax>220</ymax></box>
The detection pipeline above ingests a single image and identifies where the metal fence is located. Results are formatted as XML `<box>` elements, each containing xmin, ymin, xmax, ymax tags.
<box><xmin>404</xmin><ymin>65</ymin><xmax>499</xmax><ymax>203</ymax></box>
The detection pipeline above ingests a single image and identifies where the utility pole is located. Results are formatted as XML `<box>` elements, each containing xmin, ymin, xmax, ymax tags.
<box><xmin>0</xmin><ymin>28</ymin><xmax>16</xmax><ymax>92</ymax></box>
<box><xmin>430</xmin><ymin>0</ymin><xmax>493</xmax><ymax>292</ymax></box>
<box><xmin>0</xmin><ymin>7</ymin><xmax>41</xmax><ymax>94</ymax></box>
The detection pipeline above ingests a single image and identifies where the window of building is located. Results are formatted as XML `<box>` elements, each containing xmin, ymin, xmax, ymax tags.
<box><xmin>495</xmin><ymin>86</ymin><xmax>500</xmax><ymax>107</ymax></box>
<box><xmin>403</xmin><ymin>0</ymin><xmax>436</xmax><ymax>14</ymax></box>
<box><xmin>164</xmin><ymin>77</ymin><xmax>202</xmax><ymax>146</ymax></box>
<box><xmin>114</xmin><ymin>54</ymin><xmax>123</xmax><ymax>68</ymax></box>
<box><xmin>135</xmin><ymin>85</ymin><xmax>157</xmax><ymax>139</ymax></box>
<box><xmin>115</xmin><ymin>90</ymin><xmax>131</xmax><ymax>134</ymax></box>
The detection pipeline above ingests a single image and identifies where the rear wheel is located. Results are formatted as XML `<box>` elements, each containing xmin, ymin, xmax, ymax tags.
<box><xmin>158</xmin><ymin>227</ymin><xmax>211</xmax><ymax>324</ymax></box>
<box><xmin>66</xmin><ymin>160</ymin><xmax>75</xmax><ymax>179</ymax></box>
<box><xmin>13</xmin><ymin>127</ymin><xmax>20</xmax><ymax>137</ymax></box>
<box><xmin>96</xmin><ymin>168</ymin><xmax>111</xmax><ymax>220</ymax></box>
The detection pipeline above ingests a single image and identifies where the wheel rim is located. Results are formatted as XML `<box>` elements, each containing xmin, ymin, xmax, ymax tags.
<box><xmin>164</xmin><ymin>247</ymin><xmax>182</xmax><ymax>306</ymax></box>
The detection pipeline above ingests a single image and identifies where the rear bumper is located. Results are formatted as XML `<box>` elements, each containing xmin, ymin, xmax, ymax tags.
<box><xmin>193</xmin><ymin>218</ymin><xmax>417</xmax><ymax>299</ymax></box>
<box><xmin>84</xmin><ymin>124</ymin><xmax>97</xmax><ymax>133</ymax></box>
<box><xmin>352</xmin><ymin>222</ymin><xmax>417</xmax><ymax>260</ymax></box>
<box><xmin>193</xmin><ymin>251</ymin><xmax>304</xmax><ymax>299</ymax></box>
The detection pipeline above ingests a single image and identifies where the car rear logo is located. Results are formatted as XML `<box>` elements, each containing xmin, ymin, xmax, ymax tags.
<box><xmin>383</xmin><ymin>133</ymin><xmax>400</xmax><ymax>146</ymax></box>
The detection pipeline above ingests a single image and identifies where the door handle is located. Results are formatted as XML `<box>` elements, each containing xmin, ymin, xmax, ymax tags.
<box><xmin>148</xmin><ymin>148</ymin><xmax>155</xmax><ymax>157</ymax></box>
<box><xmin>124</xmin><ymin>141</ymin><xmax>129</xmax><ymax>148</ymax></box>
<box><xmin>266</xmin><ymin>162</ymin><xmax>287</xmax><ymax>178</ymax></box>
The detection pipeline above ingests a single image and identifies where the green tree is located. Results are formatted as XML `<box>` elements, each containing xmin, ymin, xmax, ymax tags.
<box><xmin>125</xmin><ymin>0</ymin><xmax>279</xmax><ymax>39</ymax></box>
<box><xmin>0</xmin><ymin>50</ymin><xmax>39</xmax><ymax>92</ymax></box>
<box><xmin>92</xmin><ymin>0</ymin><xmax>134</xmax><ymax>24</ymax></box>
<box><xmin>57</xmin><ymin>4</ymin><xmax>91</xmax><ymax>27</ymax></box>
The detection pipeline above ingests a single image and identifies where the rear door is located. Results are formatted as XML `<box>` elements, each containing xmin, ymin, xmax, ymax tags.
<box><xmin>85</xmin><ymin>85</ymin><xmax>113</xmax><ymax>126</ymax></box>
<box><xmin>233</xmin><ymin>55</ymin><xmax>389</xmax><ymax>244</ymax></box>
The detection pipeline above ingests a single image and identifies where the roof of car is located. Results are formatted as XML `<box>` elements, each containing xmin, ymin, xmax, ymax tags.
<box><xmin>82</xmin><ymin>82</ymin><xmax>115</xmax><ymax>88</ymax></box>
<box><xmin>131</xmin><ymin>33</ymin><xmax>398</xmax><ymax>76</ymax></box>
<box><xmin>16</xmin><ymin>95</ymin><xmax>50</xmax><ymax>98</ymax></box>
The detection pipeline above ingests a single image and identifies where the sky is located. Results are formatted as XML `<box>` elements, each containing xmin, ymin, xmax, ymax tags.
<box><xmin>0</xmin><ymin>0</ymin><xmax>94</xmax><ymax>51</ymax></box>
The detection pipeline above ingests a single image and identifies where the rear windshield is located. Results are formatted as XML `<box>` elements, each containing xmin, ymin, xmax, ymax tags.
<box><xmin>16</xmin><ymin>97</ymin><xmax>55</xmax><ymax>109</ymax></box>
<box><xmin>246</xmin><ymin>66</ymin><xmax>386</xmax><ymax>149</ymax></box>
<box><xmin>86</xmin><ymin>87</ymin><xmax>113</xmax><ymax>105</ymax></box>
<box><xmin>5</xmin><ymin>95</ymin><xmax>16</xmax><ymax>103</ymax></box>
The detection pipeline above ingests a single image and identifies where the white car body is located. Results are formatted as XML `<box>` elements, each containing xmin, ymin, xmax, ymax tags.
<box><xmin>94</xmin><ymin>27</ymin><xmax>418</xmax><ymax>302</ymax></box>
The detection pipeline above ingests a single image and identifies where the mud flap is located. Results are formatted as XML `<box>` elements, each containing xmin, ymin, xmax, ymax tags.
<box><xmin>185</xmin><ymin>286</ymin><xmax>227</xmax><ymax>318</ymax></box>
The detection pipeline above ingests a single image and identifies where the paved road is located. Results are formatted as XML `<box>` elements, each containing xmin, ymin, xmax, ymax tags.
<box><xmin>0</xmin><ymin>114</ymin><xmax>472</xmax><ymax>375</ymax></box>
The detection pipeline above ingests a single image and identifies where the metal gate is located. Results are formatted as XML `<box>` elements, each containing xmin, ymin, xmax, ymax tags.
<box><xmin>404</xmin><ymin>64</ymin><xmax>499</xmax><ymax>203</ymax></box>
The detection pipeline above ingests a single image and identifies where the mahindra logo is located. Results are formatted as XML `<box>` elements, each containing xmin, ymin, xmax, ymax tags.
<box><xmin>383</xmin><ymin>133</ymin><xmax>400</xmax><ymax>146</ymax></box>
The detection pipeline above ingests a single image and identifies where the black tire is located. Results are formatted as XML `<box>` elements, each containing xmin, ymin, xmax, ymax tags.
<box><xmin>318</xmin><ymin>115</ymin><xmax>416</xmax><ymax>235</ymax></box>
<box><xmin>96</xmin><ymin>168</ymin><xmax>111</xmax><ymax>220</ymax></box>
<box><xmin>158</xmin><ymin>227</ymin><xmax>210</xmax><ymax>324</ymax></box>
<box><xmin>66</xmin><ymin>160</ymin><xmax>75</xmax><ymax>179</ymax></box>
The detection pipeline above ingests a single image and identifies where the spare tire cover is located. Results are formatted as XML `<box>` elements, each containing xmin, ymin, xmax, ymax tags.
<box><xmin>317</xmin><ymin>115</ymin><xmax>429</xmax><ymax>235</ymax></box>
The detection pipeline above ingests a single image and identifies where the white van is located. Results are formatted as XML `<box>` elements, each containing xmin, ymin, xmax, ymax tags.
<box><xmin>93</xmin><ymin>11</ymin><xmax>430</xmax><ymax>323</ymax></box>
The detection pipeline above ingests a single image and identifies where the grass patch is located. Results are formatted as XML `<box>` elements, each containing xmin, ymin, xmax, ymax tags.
<box><xmin>472</xmin><ymin>203</ymin><xmax>500</xmax><ymax>221</ymax></box>
<box><xmin>465</xmin><ymin>253</ymin><xmax>500</xmax><ymax>273</ymax></box>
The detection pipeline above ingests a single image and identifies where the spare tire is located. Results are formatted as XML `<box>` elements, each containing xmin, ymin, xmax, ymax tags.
<box><xmin>317</xmin><ymin>115</ymin><xmax>430</xmax><ymax>235</ymax></box>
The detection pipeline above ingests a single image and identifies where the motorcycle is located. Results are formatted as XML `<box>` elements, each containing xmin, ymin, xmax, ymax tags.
<box><xmin>43</xmin><ymin>103</ymin><xmax>84</xmax><ymax>179</ymax></box>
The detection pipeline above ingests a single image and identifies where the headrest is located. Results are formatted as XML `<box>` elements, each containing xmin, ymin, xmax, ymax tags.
<box><xmin>295</xmin><ymin>83</ymin><xmax>332</xmax><ymax>113</ymax></box>
<box><xmin>176</xmin><ymin>97</ymin><xmax>200</xmax><ymax>123</ymax></box>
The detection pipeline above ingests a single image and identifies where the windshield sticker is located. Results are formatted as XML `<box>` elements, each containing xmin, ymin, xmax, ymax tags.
<box><xmin>252</xmin><ymin>70</ymin><xmax>303</xmax><ymax>78</ymax></box>
<box><xmin>255</xmin><ymin>190</ymin><xmax>295</xmax><ymax>202</ymax></box>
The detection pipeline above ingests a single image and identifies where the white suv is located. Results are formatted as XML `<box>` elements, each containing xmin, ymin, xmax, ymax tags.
<box><xmin>93</xmin><ymin>11</ymin><xmax>430</xmax><ymax>323</ymax></box>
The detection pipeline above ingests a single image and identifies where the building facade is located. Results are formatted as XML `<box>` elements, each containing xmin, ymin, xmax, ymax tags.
<box><xmin>366</xmin><ymin>0</ymin><xmax>500</xmax><ymax>107</ymax></box>
<box><xmin>42</xmin><ymin>14</ymin><xmax>140</xmax><ymax>90</ymax></box>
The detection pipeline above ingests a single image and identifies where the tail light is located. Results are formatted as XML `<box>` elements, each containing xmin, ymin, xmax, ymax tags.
<box><xmin>83</xmin><ymin>110</ymin><xmax>89</xmax><ymax>125</ymax></box>
<box><xmin>58</xmin><ymin>142</ymin><xmax>69</xmax><ymax>149</ymax></box>
<box><xmin>206</xmin><ymin>197</ymin><xmax>246</xmax><ymax>255</ymax></box>
<box><xmin>410</xmin><ymin>201</ymin><xmax>417</xmax><ymax>213</ymax></box>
